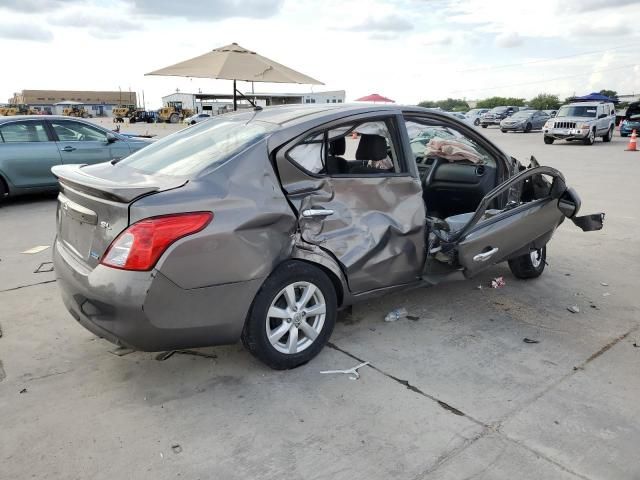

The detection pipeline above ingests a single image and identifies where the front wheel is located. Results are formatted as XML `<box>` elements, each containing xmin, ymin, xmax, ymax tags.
<box><xmin>501</xmin><ymin>128</ymin><xmax>507</xmax><ymax>133</ymax></box>
<box><xmin>544</xmin><ymin>136</ymin><xmax>554</xmax><ymax>144</ymax></box>
<box><xmin>603</xmin><ymin>126</ymin><xmax>613</xmax><ymax>142</ymax></box>
<box><xmin>242</xmin><ymin>262</ymin><xmax>337</xmax><ymax>370</ymax></box>
<box><xmin>481</xmin><ymin>124</ymin><xmax>487</xmax><ymax>129</ymax></box>
<box><xmin>474</xmin><ymin>118</ymin><xmax>480</xmax><ymax>126</ymax></box>
<box><xmin>583</xmin><ymin>129</ymin><xmax>596</xmax><ymax>145</ymax></box>
<box><xmin>524</xmin><ymin>122</ymin><xmax>532</xmax><ymax>133</ymax></box>
<box><xmin>508</xmin><ymin>246</ymin><xmax>546</xmax><ymax>279</ymax></box>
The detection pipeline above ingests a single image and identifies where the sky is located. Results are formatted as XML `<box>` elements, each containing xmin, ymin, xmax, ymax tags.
<box><xmin>1</xmin><ymin>0</ymin><xmax>639</xmax><ymax>108</ymax></box>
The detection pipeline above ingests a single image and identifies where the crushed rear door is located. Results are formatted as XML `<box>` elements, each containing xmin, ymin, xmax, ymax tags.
<box><xmin>52</xmin><ymin>162</ymin><xmax>186</xmax><ymax>268</ymax></box>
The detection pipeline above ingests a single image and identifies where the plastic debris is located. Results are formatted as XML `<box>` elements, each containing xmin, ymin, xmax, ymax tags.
<box><xmin>603</xmin><ymin>292</ymin><xmax>611</xmax><ymax>297</ymax></box>
<box><xmin>476</xmin><ymin>285</ymin><xmax>483</xmax><ymax>290</ymax></box>
<box><xmin>320</xmin><ymin>361</ymin><xmax>370</xmax><ymax>380</ymax></box>
<box><xmin>171</xmin><ymin>444</ymin><xmax>182</xmax><ymax>454</ymax></box>
<box><xmin>384</xmin><ymin>307</ymin><xmax>408</xmax><ymax>322</ymax></box>
<box><xmin>632</xmin><ymin>342</ymin><xmax>639</xmax><ymax>348</ymax></box>
<box><xmin>523</xmin><ymin>338</ymin><xmax>540</xmax><ymax>344</ymax></box>
<box><xmin>567</xmin><ymin>305</ymin><xmax>580</xmax><ymax>314</ymax></box>
<box><xmin>21</xmin><ymin>245</ymin><xmax>50</xmax><ymax>254</ymax></box>
<box><xmin>155</xmin><ymin>349</ymin><xmax>217</xmax><ymax>361</ymax></box>
<box><xmin>33</xmin><ymin>262</ymin><xmax>54</xmax><ymax>274</ymax></box>
<box><xmin>109</xmin><ymin>347</ymin><xmax>136</xmax><ymax>357</ymax></box>
<box><xmin>600</xmin><ymin>282</ymin><xmax>609</xmax><ymax>286</ymax></box>
<box><xmin>490</xmin><ymin>277</ymin><xmax>506</xmax><ymax>289</ymax></box>
<box><xmin>19</xmin><ymin>388</ymin><xmax>27</xmax><ymax>394</ymax></box>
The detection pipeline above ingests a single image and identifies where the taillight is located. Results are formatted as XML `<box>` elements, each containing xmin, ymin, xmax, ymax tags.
<box><xmin>101</xmin><ymin>212</ymin><xmax>213</xmax><ymax>271</ymax></box>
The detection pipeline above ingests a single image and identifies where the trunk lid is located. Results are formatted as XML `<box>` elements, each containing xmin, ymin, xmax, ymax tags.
<box><xmin>53</xmin><ymin>162</ymin><xmax>187</xmax><ymax>268</ymax></box>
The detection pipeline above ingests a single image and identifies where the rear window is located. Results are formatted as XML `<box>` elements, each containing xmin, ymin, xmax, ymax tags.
<box><xmin>118</xmin><ymin>118</ymin><xmax>277</xmax><ymax>176</ymax></box>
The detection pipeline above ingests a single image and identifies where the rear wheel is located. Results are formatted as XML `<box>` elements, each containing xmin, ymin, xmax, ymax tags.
<box><xmin>603</xmin><ymin>126</ymin><xmax>614</xmax><ymax>142</ymax></box>
<box><xmin>508</xmin><ymin>246</ymin><xmax>546</xmax><ymax>279</ymax></box>
<box><xmin>242</xmin><ymin>262</ymin><xmax>337</xmax><ymax>370</ymax></box>
<box><xmin>544</xmin><ymin>136</ymin><xmax>554</xmax><ymax>144</ymax></box>
<box><xmin>583</xmin><ymin>128</ymin><xmax>596</xmax><ymax>145</ymax></box>
<box><xmin>0</xmin><ymin>177</ymin><xmax>7</xmax><ymax>198</ymax></box>
<box><xmin>501</xmin><ymin>128</ymin><xmax>507</xmax><ymax>133</ymax></box>
<box><xmin>169</xmin><ymin>113</ymin><xmax>179</xmax><ymax>124</ymax></box>
<box><xmin>524</xmin><ymin>122</ymin><xmax>532</xmax><ymax>133</ymax></box>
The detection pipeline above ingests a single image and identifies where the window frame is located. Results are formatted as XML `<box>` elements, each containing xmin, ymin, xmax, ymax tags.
<box><xmin>47</xmin><ymin>119</ymin><xmax>109</xmax><ymax>143</ymax></box>
<box><xmin>0</xmin><ymin>119</ymin><xmax>53</xmax><ymax>143</ymax></box>
<box><xmin>284</xmin><ymin>114</ymin><xmax>413</xmax><ymax>179</ymax></box>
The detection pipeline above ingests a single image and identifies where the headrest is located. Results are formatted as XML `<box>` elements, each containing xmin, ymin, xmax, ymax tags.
<box><xmin>329</xmin><ymin>137</ymin><xmax>346</xmax><ymax>156</ymax></box>
<box><xmin>355</xmin><ymin>134</ymin><xmax>387</xmax><ymax>161</ymax></box>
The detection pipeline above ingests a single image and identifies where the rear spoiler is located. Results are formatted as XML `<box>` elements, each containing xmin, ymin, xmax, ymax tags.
<box><xmin>52</xmin><ymin>164</ymin><xmax>187</xmax><ymax>203</ymax></box>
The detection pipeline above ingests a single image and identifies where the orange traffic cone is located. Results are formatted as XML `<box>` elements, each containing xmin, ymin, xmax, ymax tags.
<box><xmin>626</xmin><ymin>129</ymin><xmax>637</xmax><ymax>151</ymax></box>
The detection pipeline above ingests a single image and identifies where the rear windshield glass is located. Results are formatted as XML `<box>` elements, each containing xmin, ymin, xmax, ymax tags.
<box><xmin>118</xmin><ymin>118</ymin><xmax>277</xmax><ymax>176</ymax></box>
<box><xmin>557</xmin><ymin>106</ymin><xmax>597</xmax><ymax>118</ymax></box>
<box><xmin>490</xmin><ymin>107</ymin><xmax>508</xmax><ymax>113</ymax></box>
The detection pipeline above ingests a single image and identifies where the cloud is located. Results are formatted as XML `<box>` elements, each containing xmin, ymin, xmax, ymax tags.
<box><xmin>369</xmin><ymin>32</ymin><xmax>399</xmax><ymax>41</ymax></box>
<box><xmin>495</xmin><ymin>32</ymin><xmax>523</xmax><ymax>48</ymax></box>
<box><xmin>49</xmin><ymin>11</ymin><xmax>138</xmax><ymax>38</ymax></box>
<box><xmin>0</xmin><ymin>0</ymin><xmax>84</xmax><ymax>13</ymax></box>
<box><xmin>124</xmin><ymin>0</ymin><xmax>284</xmax><ymax>20</ymax></box>
<box><xmin>561</xmin><ymin>0</ymin><xmax>640</xmax><ymax>11</ymax></box>
<box><xmin>0</xmin><ymin>24</ymin><xmax>53</xmax><ymax>41</ymax></box>
<box><xmin>345</xmin><ymin>14</ymin><xmax>413</xmax><ymax>32</ymax></box>
<box><xmin>572</xmin><ymin>23</ymin><xmax>631</xmax><ymax>37</ymax></box>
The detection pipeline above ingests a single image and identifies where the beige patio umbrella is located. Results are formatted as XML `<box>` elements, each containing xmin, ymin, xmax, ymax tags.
<box><xmin>146</xmin><ymin>42</ymin><xmax>323</xmax><ymax>111</ymax></box>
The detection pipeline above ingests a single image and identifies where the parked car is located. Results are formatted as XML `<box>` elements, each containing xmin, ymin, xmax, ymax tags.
<box><xmin>52</xmin><ymin>105</ymin><xmax>603</xmax><ymax>369</ymax></box>
<box><xmin>620</xmin><ymin>102</ymin><xmax>640</xmax><ymax>137</ymax></box>
<box><xmin>500</xmin><ymin>110</ymin><xmax>550</xmax><ymax>133</ymax></box>
<box><xmin>185</xmin><ymin>113</ymin><xmax>212</xmax><ymax>125</ymax></box>
<box><xmin>129</xmin><ymin>111</ymin><xmax>158</xmax><ymax>124</ymax></box>
<box><xmin>480</xmin><ymin>106</ymin><xmax>519</xmax><ymax>128</ymax></box>
<box><xmin>465</xmin><ymin>108</ymin><xmax>489</xmax><ymax>126</ymax></box>
<box><xmin>445</xmin><ymin>111</ymin><xmax>474</xmax><ymax>126</ymax></box>
<box><xmin>0</xmin><ymin>116</ymin><xmax>150</xmax><ymax>198</ymax></box>
<box><xmin>543</xmin><ymin>110</ymin><xmax>557</xmax><ymax>118</ymax></box>
<box><xmin>542</xmin><ymin>102</ymin><xmax>616</xmax><ymax>145</ymax></box>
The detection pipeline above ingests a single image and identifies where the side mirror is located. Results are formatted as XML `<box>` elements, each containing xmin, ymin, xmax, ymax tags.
<box><xmin>106</xmin><ymin>132</ymin><xmax>117</xmax><ymax>144</ymax></box>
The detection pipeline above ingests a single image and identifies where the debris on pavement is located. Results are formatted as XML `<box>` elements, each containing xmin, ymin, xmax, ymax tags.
<box><xmin>567</xmin><ymin>305</ymin><xmax>580</xmax><ymax>314</ymax></box>
<box><xmin>33</xmin><ymin>262</ymin><xmax>54</xmax><ymax>274</ymax></box>
<box><xmin>523</xmin><ymin>338</ymin><xmax>540</xmax><ymax>344</ymax></box>
<box><xmin>155</xmin><ymin>349</ymin><xmax>217</xmax><ymax>361</ymax></box>
<box><xmin>603</xmin><ymin>292</ymin><xmax>611</xmax><ymax>297</ymax></box>
<box><xmin>476</xmin><ymin>285</ymin><xmax>483</xmax><ymax>290</ymax></box>
<box><xmin>406</xmin><ymin>315</ymin><xmax>420</xmax><ymax>321</ymax></box>
<box><xmin>109</xmin><ymin>347</ymin><xmax>136</xmax><ymax>357</ymax></box>
<box><xmin>171</xmin><ymin>444</ymin><xmax>182</xmax><ymax>454</ymax></box>
<box><xmin>384</xmin><ymin>307</ymin><xmax>408</xmax><ymax>322</ymax></box>
<box><xmin>320</xmin><ymin>361</ymin><xmax>370</xmax><ymax>380</ymax></box>
<box><xmin>490</xmin><ymin>277</ymin><xmax>506</xmax><ymax>289</ymax></box>
<box><xmin>632</xmin><ymin>342</ymin><xmax>639</xmax><ymax>348</ymax></box>
<box><xmin>21</xmin><ymin>245</ymin><xmax>50</xmax><ymax>254</ymax></box>
<box><xmin>19</xmin><ymin>388</ymin><xmax>27</xmax><ymax>394</ymax></box>
<box><xmin>600</xmin><ymin>282</ymin><xmax>609</xmax><ymax>286</ymax></box>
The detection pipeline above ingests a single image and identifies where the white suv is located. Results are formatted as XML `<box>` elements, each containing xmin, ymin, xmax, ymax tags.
<box><xmin>542</xmin><ymin>102</ymin><xmax>615</xmax><ymax>145</ymax></box>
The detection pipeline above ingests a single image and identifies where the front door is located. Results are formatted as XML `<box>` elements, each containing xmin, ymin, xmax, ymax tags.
<box><xmin>450</xmin><ymin>166</ymin><xmax>576</xmax><ymax>277</ymax></box>
<box><xmin>48</xmin><ymin>119</ymin><xmax>130</xmax><ymax>165</ymax></box>
<box><xmin>0</xmin><ymin>119</ymin><xmax>62</xmax><ymax>188</ymax></box>
<box><xmin>275</xmin><ymin>114</ymin><xmax>426</xmax><ymax>294</ymax></box>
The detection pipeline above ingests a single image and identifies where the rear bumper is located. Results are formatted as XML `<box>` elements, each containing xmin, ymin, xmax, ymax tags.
<box><xmin>620</xmin><ymin>124</ymin><xmax>639</xmax><ymax>135</ymax></box>
<box><xmin>480</xmin><ymin>119</ymin><xmax>502</xmax><ymax>125</ymax></box>
<box><xmin>54</xmin><ymin>238</ymin><xmax>264</xmax><ymax>351</ymax></box>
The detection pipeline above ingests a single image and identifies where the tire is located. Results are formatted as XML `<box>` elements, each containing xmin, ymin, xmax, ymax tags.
<box><xmin>474</xmin><ymin>118</ymin><xmax>480</xmax><ymax>126</ymax></box>
<box><xmin>583</xmin><ymin>128</ymin><xmax>596</xmax><ymax>145</ymax></box>
<box><xmin>0</xmin><ymin>177</ymin><xmax>7</xmax><ymax>198</ymax></box>
<box><xmin>508</xmin><ymin>246</ymin><xmax>546</xmax><ymax>279</ymax></box>
<box><xmin>501</xmin><ymin>128</ymin><xmax>507</xmax><ymax>133</ymax></box>
<box><xmin>524</xmin><ymin>122</ymin><xmax>532</xmax><ymax>133</ymax></box>
<box><xmin>169</xmin><ymin>113</ymin><xmax>179</xmax><ymax>124</ymax></box>
<box><xmin>190</xmin><ymin>120</ymin><xmax>196</xmax><ymax>125</ymax></box>
<box><xmin>603</xmin><ymin>126</ymin><xmax>613</xmax><ymax>142</ymax></box>
<box><xmin>242</xmin><ymin>261</ymin><xmax>337</xmax><ymax>370</ymax></box>
<box><xmin>544</xmin><ymin>136</ymin><xmax>554</xmax><ymax>144</ymax></box>
<box><xmin>481</xmin><ymin>124</ymin><xmax>487</xmax><ymax>128</ymax></box>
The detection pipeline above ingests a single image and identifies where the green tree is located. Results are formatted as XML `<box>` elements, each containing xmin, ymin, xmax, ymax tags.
<box><xmin>528</xmin><ymin>93</ymin><xmax>561</xmax><ymax>110</ymax></box>
<box><xmin>417</xmin><ymin>98</ymin><xmax>470</xmax><ymax>111</ymax></box>
<box><xmin>599</xmin><ymin>89</ymin><xmax>618</xmax><ymax>99</ymax></box>
<box><xmin>418</xmin><ymin>100</ymin><xmax>437</xmax><ymax>108</ymax></box>
<box><xmin>476</xmin><ymin>96</ymin><xmax>525</xmax><ymax>108</ymax></box>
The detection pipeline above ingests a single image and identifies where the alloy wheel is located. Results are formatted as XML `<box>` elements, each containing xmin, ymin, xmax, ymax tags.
<box><xmin>265</xmin><ymin>281</ymin><xmax>326</xmax><ymax>355</ymax></box>
<box><xmin>530</xmin><ymin>249</ymin><xmax>543</xmax><ymax>268</ymax></box>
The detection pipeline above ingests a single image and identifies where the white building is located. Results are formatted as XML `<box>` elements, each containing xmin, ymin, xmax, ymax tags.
<box><xmin>162</xmin><ymin>90</ymin><xmax>346</xmax><ymax>114</ymax></box>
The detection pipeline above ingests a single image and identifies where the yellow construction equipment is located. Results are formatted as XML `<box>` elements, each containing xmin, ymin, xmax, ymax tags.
<box><xmin>112</xmin><ymin>104</ymin><xmax>137</xmax><ymax>123</ymax></box>
<box><xmin>157</xmin><ymin>101</ymin><xmax>193</xmax><ymax>123</ymax></box>
<box><xmin>63</xmin><ymin>106</ymin><xmax>90</xmax><ymax>118</ymax></box>
<box><xmin>0</xmin><ymin>104</ymin><xmax>38</xmax><ymax>116</ymax></box>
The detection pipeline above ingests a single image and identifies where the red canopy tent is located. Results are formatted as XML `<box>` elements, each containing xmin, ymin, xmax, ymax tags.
<box><xmin>355</xmin><ymin>93</ymin><xmax>395</xmax><ymax>103</ymax></box>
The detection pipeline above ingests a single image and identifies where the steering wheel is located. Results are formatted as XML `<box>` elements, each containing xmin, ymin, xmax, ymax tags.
<box><xmin>423</xmin><ymin>157</ymin><xmax>444</xmax><ymax>189</ymax></box>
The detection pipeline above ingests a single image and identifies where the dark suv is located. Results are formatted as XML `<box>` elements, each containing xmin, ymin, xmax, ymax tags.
<box><xmin>480</xmin><ymin>106</ymin><xmax>519</xmax><ymax>128</ymax></box>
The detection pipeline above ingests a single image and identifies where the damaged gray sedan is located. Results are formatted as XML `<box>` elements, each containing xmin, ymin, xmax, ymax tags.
<box><xmin>52</xmin><ymin>105</ymin><xmax>603</xmax><ymax>369</ymax></box>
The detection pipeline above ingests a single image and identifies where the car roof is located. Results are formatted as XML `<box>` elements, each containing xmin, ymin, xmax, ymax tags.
<box><xmin>566</xmin><ymin>102</ymin><xmax>611</xmax><ymax>107</ymax></box>
<box><xmin>0</xmin><ymin>115</ymin><xmax>86</xmax><ymax>124</ymax></box>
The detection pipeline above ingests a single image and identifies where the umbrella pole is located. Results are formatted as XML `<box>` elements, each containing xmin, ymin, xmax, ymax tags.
<box><xmin>233</xmin><ymin>79</ymin><xmax>237</xmax><ymax>111</ymax></box>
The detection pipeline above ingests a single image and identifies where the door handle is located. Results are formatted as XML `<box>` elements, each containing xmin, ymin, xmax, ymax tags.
<box><xmin>62</xmin><ymin>146</ymin><xmax>76</xmax><ymax>152</ymax></box>
<box><xmin>473</xmin><ymin>247</ymin><xmax>499</xmax><ymax>262</ymax></box>
<box><xmin>302</xmin><ymin>209</ymin><xmax>334</xmax><ymax>218</ymax></box>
